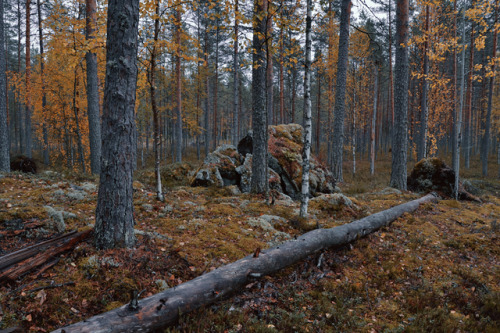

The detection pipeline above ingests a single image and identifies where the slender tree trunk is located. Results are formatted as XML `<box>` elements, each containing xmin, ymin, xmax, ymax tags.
<box><xmin>37</xmin><ymin>0</ymin><xmax>49</xmax><ymax>165</ymax></box>
<box><xmin>150</xmin><ymin>0</ymin><xmax>163</xmax><ymax>201</ymax></box>
<box><xmin>300</xmin><ymin>0</ymin><xmax>312</xmax><ymax>218</ymax></box>
<box><xmin>175</xmin><ymin>8</ymin><xmax>183</xmax><ymax>162</ymax></box>
<box><xmin>452</xmin><ymin>0</ymin><xmax>462</xmax><ymax>199</ymax></box>
<box><xmin>351</xmin><ymin>63</ymin><xmax>357</xmax><ymax>176</ymax></box>
<box><xmin>390</xmin><ymin>0</ymin><xmax>409</xmax><ymax>190</ymax></box>
<box><xmin>95</xmin><ymin>0</ymin><xmax>140</xmax><ymax>249</ymax></box>
<box><xmin>464</xmin><ymin>20</ymin><xmax>475</xmax><ymax>169</ymax></box>
<box><xmin>17</xmin><ymin>0</ymin><xmax>24</xmax><ymax>155</ymax></box>
<box><xmin>418</xmin><ymin>5</ymin><xmax>430</xmax><ymax>162</ymax></box>
<box><xmin>0</xmin><ymin>0</ymin><xmax>8</xmax><ymax>171</ymax></box>
<box><xmin>72</xmin><ymin>68</ymin><xmax>86</xmax><ymax>173</ymax></box>
<box><xmin>212</xmin><ymin>19</ymin><xmax>219</xmax><ymax>151</ymax></box>
<box><xmin>370</xmin><ymin>66</ymin><xmax>378</xmax><ymax>176</ymax></box>
<box><xmin>481</xmin><ymin>0</ymin><xmax>498</xmax><ymax>176</ymax></box>
<box><xmin>204</xmin><ymin>28</ymin><xmax>209</xmax><ymax>156</ymax></box>
<box><xmin>251</xmin><ymin>0</ymin><xmax>268</xmax><ymax>194</ymax></box>
<box><xmin>331</xmin><ymin>0</ymin><xmax>352</xmax><ymax>182</ymax></box>
<box><xmin>291</xmin><ymin>65</ymin><xmax>296</xmax><ymax>123</ymax></box>
<box><xmin>388</xmin><ymin>0</ymin><xmax>395</xmax><ymax>134</ymax></box>
<box><xmin>25</xmin><ymin>0</ymin><xmax>32</xmax><ymax>158</ymax></box>
<box><xmin>85</xmin><ymin>0</ymin><xmax>101</xmax><ymax>174</ymax></box>
<box><xmin>315</xmin><ymin>68</ymin><xmax>321</xmax><ymax>154</ymax></box>
<box><xmin>279</xmin><ymin>27</ymin><xmax>284</xmax><ymax>124</ymax></box>
<box><xmin>265</xmin><ymin>0</ymin><xmax>273</xmax><ymax>126</ymax></box>
<box><xmin>232</xmin><ymin>0</ymin><xmax>240</xmax><ymax>146</ymax></box>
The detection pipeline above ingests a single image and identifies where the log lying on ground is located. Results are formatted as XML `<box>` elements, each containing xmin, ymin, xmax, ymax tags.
<box><xmin>52</xmin><ymin>193</ymin><xmax>437</xmax><ymax>333</ymax></box>
<box><xmin>0</xmin><ymin>230</ymin><xmax>91</xmax><ymax>283</ymax></box>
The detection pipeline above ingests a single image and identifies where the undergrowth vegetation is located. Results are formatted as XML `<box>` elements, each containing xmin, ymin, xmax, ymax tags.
<box><xmin>0</xmin><ymin>155</ymin><xmax>498</xmax><ymax>332</ymax></box>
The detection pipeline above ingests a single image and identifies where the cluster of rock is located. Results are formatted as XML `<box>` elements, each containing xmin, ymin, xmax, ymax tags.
<box><xmin>191</xmin><ymin>124</ymin><xmax>336</xmax><ymax>200</ymax></box>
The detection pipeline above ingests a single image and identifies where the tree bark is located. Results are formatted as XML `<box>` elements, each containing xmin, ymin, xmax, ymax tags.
<box><xmin>86</xmin><ymin>0</ymin><xmax>101</xmax><ymax>175</ymax></box>
<box><xmin>370</xmin><ymin>66</ymin><xmax>378</xmax><ymax>176</ymax></box>
<box><xmin>37</xmin><ymin>0</ymin><xmax>49</xmax><ymax>166</ymax></box>
<box><xmin>25</xmin><ymin>0</ymin><xmax>32</xmax><ymax>158</ymax></box>
<box><xmin>417</xmin><ymin>5</ymin><xmax>429</xmax><ymax>162</ymax></box>
<box><xmin>175</xmin><ymin>8</ymin><xmax>183</xmax><ymax>163</ymax></box>
<box><xmin>52</xmin><ymin>193</ymin><xmax>437</xmax><ymax>333</ymax></box>
<box><xmin>149</xmin><ymin>0</ymin><xmax>163</xmax><ymax>202</ymax></box>
<box><xmin>481</xmin><ymin>0</ymin><xmax>498</xmax><ymax>176</ymax></box>
<box><xmin>330</xmin><ymin>0</ymin><xmax>352</xmax><ymax>182</ymax></box>
<box><xmin>94</xmin><ymin>0</ymin><xmax>140</xmax><ymax>250</ymax></box>
<box><xmin>390</xmin><ymin>0</ymin><xmax>409</xmax><ymax>190</ymax></box>
<box><xmin>232</xmin><ymin>0</ymin><xmax>240</xmax><ymax>146</ymax></box>
<box><xmin>300</xmin><ymin>0</ymin><xmax>312</xmax><ymax>218</ymax></box>
<box><xmin>265</xmin><ymin>0</ymin><xmax>273</xmax><ymax>126</ymax></box>
<box><xmin>464</xmin><ymin>20</ymin><xmax>475</xmax><ymax>169</ymax></box>
<box><xmin>0</xmin><ymin>0</ymin><xmax>8</xmax><ymax>172</ymax></box>
<box><xmin>251</xmin><ymin>0</ymin><xmax>268</xmax><ymax>194</ymax></box>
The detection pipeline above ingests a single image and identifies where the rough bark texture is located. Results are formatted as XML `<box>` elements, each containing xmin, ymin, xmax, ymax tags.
<box><xmin>390</xmin><ymin>0</ymin><xmax>409</xmax><ymax>190</ymax></box>
<box><xmin>37</xmin><ymin>0</ymin><xmax>49</xmax><ymax>166</ymax></box>
<box><xmin>330</xmin><ymin>0</ymin><xmax>351</xmax><ymax>182</ymax></box>
<box><xmin>251</xmin><ymin>0</ymin><xmax>268</xmax><ymax>194</ymax></box>
<box><xmin>464</xmin><ymin>20</ymin><xmax>475</xmax><ymax>169</ymax></box>
<box><xmin>175</xmin><ymin>9</ymin><xmax>183</xmax><ymax>163</ymax></box>
<box><xmin>370</xmin><ymin>66</ymin><xmax>378</xmax><ymax>176</ymax></box>
<box><xmin>482</xmin><ymin>0</ymin><xmax>498</xmax><ymax>176</ymax></box>
<box><xmin>52</xmin><ymin>194</ymin><xmax>437</xmax><ymax>333</ymax></box>
<box><xmin>25</xmin><ymin>0</ymin><xmax>32</xmax><ymax>158</ymax></box>
<box><xmin>300</xmin><ymin>0</ymin><xmax>312</xmax><ymax>218</ymax></box>
<box><xmin>94</xmin><ymin>0</ymin><xmax>140</xmax><ymax>249</ymax></box>
<box><xmin>0</xmin><ymin>0</ymin><xmax>8</xmax><ymax>172</ymax></box>
<box><xmin>417</xmin><ymin>5</ymin><xmax>429</xmax><ymax>162</ymax></box>
<box><xmin>86</xmin><ymin>0</ymin><xmax>102</xmax><ymax>175</ymax></box>
<box><xmin>232</xmin><ymin>0</ymin><xmax>239</xmax><ymax>146</ymax></box>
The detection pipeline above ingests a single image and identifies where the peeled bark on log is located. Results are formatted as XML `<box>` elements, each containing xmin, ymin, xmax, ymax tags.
<box><xmin>0</xmin><ymin>230</ymin><xmax>91</xmax><ymax>282</ymax></box>
<box><xmin>52</xmin><ymin>194</ymin><xmax>437</xmax><ymax>333</ymax></box>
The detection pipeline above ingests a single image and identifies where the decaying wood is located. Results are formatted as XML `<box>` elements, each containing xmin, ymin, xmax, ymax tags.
<box><xmin>52</xmin><ymin>193</ymin><xmax>437</xmax><ymax>333</ymax></box>
<box><xmin>0</xmin><ymin>230</ymin><xmax>91</xmax><ymax>282</ymax></box>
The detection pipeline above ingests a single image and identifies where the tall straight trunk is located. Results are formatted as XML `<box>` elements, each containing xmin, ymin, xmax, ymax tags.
<box><xmin>0</xmin><ymin>0</ymin><xmax>8</xmax><ymax>171</ymax></box>
<box><xmin>150</xmin><ymin>0</ymin><xmax>163</xmax><ymax>201</ymax></box>
<box><xmin>291</xmin><ymin>66</ymin><xmax>296</xmax><ymax>123</ymax></box>
<box><xmin>279</xmin><ymin>27</ymin><xmax>284</xmax><ymax>124</ymax></box>
<box><xmin>452</xmin><ymin>0</ymin><xmax>462</xmax><ymax>199</ymax></box>
<box><xmin>37</xmin><ymin>0</ymin><xmax>49</xmax><ymax>165</ymax></box>
<box><xmin>352</xmin><ymin>64</ymin><xmax>357</xmax><ymax>176</ymax></box>
<box><xmin>482</xmin><ymin>0</ymin><xmax>498</xmax><ymax>176</ymax></box>
<box><xmin>300</xmin><ymin>0</ymin><xmax>312</xmax><ymax>218</ymax></box>
<box><xmin>232</xmin><ymin>0</ymin><xmax>239</xmax><ymax>146</ymax></box>
<box><xmin>265</xmin><ymin>0</ymin><xmax>273</xmax><ymax>126</ymax></box>
<box><xmin>464</xmin><ymin>20</ymin><xmax>475</xmax><ymax>169</ymax></box>
<box><xmin>390</xmin><ymin>0</ymin><xmax>409</xmax><ymax>190</ymax></box>
<box><xmin>212</xmin><ymin>20</ymin><xmax>219</xmax><ymax>151</ymax></box>
<box><xmin>72</xmin><ymin>68</ymin><xmax>86</xmax><ymax>173</ymax></box>
<box><xmin>25</xmin><ymin>0</ymin><xmax>32</xmax><ymax>158</ymax></box>
<box><xmin>86</xmin><ymin>0</ymin><xmax>101</xmax><ymax>174</ymax></box>
<box><xmin>417</xmin><ymin>5</ymin><xmax>430</xmax><ymax>162</ymax></box>
<box><xmin>331</xmin><ymin>0</ymin><xmax>352</xmax><ymax>182</ymax></box>
<box><xmin>370</xmin><ymin>66</ymin><xmax>378</xmax><ymax>175</ymax></box>
<box><xmin>315</xmin><ymin>68</ymin><xmax>321</xmax><ymax>154</ymax></box>
<box><xmin>17</xmin><ymin>0</ymin><xmax>24</xmax><ymax>155</ymax></box>
<box><xmin>388</xmin><ymin>0</ymin><xmax>394</xmax><ymax>128</ymax></box>
<box><xmin>196</xmin><ymin>7</ymin><xmax>202</xmax><ymax>160</ymax></box>
<box><xmin>95</xmin><ymin>0</ymin><xmax>140</xmax><ymax>250</ymax></box>
<box><xmin>251</xmin><ymin>0</ymin><xmax>268</xmax><ymax>194</ymax></box>
<box><xmin>175</xmin><ymin>8</ymin><xmax>182</xmax><ymax>162</ymax></box>
<box><xmin>204</xmin><ymin>29</ymin><xmax>209</xmax><ymax>156</ymax></box>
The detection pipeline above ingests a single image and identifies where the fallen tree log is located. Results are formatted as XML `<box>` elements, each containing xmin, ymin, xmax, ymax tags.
<box><xmin>0</xmin><ymin>230</ymin><xmax>91</xmax><ymax>283</ymax></box>
<box><xmin>52</xmin><ymin>193</ymin><xmax>437</xmax><ymax>333</ymax></box>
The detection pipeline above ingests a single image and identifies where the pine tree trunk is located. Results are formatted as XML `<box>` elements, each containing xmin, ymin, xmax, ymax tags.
<box><xmin>86</xmin><ymin>0</ymin><xmax>101</xmax><ymax>175</ymax></box>
<box><xmin>390</xmin><ymin>0</ymin><xmax>409</xmax><ymax>190</ymax></box>
<box><xmin>150</xmin><ymin>0</ymin><xmax>163</xmax><ymax>202</ymax></box>
<box><xmin>36</xmin><ymin>0</ymin><xmax>49</xmax><ymax>165</ymax></box>
<box><xmin>370</xmin><ymin>66</ymin><xmax>378</xmax><ymax>176</ymax></box>
<box><xmin>232</xmin><ymin>0</ymin><xmax>239</xmax><ymax>146</ymax></box>
<box><xmin>204</xmin><ymin>28</ymin><xmax>210</xmax><ymax>157</ymax></box>
<box><xmin>464</xmin><ymin>20</ymin><xmax>475</xmax><ymax>169</ymax></box>
<box><xmin>279</xmin><ymin>27</ymin><xmax>284</xmax><ymax>124</ymax></box>
<box><xmin>481</xmin><ymin>0</ymin><xmax>498</xmax><ymax>176</ymax></box>
<box><xmin>25</xmin><ymin>0</ymin><xmax>32</xmax><ymax>158</ymax></box>
<box><xmin>265</xmin><ymin>0</ymin><xmax>273</xmax><ymax>126</ymax></box>
<box><xmin>95</xmin><ymin>0</ymin><xmax>140</xmax><ymax>250</ymax></box>
<box><xmin>73</xmin><ymin>68</ymin><xmax>86</xmax><ymax>174</ymax></box>
<box><xmin>251</xmin><ymin>0</ymin><xmax>268</xmax><ymax>194</ymax></box>
<box><xmin>0</xmin><ymin>0</ymin><xmax>8</xmax><ymax>172</ymax></box>
<box><xmin>300</xmin><ymin>0</ymin><xmax>312</xmax><ymax>218</ymax></box>
<box><xmin>331</xmin><ymin>0</ymin><xmax>352</xmax><ymax>182</ymax></box>
<box><xmin>175</xmin><ymin>8</ymin><xmax>183</xmax><ymax>163</ymax></box>
<box><xmin>417</xmin><ymin>5</ymin><xmax>429</xmax><ymax>162</ymax></box>
<box><xmin>315</xmin><ymin>68</ymin><xmax>321</xmax><ymax>154</ymax></box>
<box><xmin>213</xmin><ymin>20</ymin><xmax>219</xmax><ymax>151</ymax></box>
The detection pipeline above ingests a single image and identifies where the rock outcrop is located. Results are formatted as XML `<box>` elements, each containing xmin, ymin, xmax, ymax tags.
<box><xmin>191</xmin><ymin>124</ymin><xmax>336</xmax><ymax>199</ymax></box>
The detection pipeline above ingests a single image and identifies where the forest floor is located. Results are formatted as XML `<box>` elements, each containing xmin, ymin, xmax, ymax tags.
<box><xmin>0</xmin><ymin>156</ymin><xmax>499</xmax><ymax>332</ymax></box>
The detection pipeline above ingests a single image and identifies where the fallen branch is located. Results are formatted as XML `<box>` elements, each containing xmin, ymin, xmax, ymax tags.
<box><xmin>0</xmin><ymin>230</ymin><xmax>91</xmax><ymax>283</ymax></box>
<box><xmin>52</xmin><ymin>193</ymin><xmax>437</xmax><ymax>333</ymax></box>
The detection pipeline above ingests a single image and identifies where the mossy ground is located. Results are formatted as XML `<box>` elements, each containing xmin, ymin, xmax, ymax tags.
<box><xmin>0</xmin><ymin>153</ymin><xmax>498</xmax><ymax>332</ymax></box>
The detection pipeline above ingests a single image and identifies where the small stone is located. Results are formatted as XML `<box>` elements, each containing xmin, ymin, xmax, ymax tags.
<box><xmin>155</xmin><ymin>279</ymin><xmax>169</xmax><ymax>291</ymax></box>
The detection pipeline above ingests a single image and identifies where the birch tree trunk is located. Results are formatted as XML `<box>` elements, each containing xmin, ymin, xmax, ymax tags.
<box><xmin>0</xmin><ymin>0</ymin><xmax>8</xmax><ymax>172</ymax></box>
<box><xmin>390</xmin><ymin>0</ymin><xmax>409</xmax><ymax>190</ymax></box>
<box><xmin>86</xmin><ymin>0</ymin><xmax>101</xmax><ymax>175</ymax></box>
<box><xmin>251</xmin><ymin>0</ymin><xmax>268</xmax><ymax>194</ymax></box>
<box><xmin>150</xmin><ymin>0</ymin><xmax>163</xmax><ymax>201</ymax></box>
<box><xmin>95</xmin><ymin>0</ymin><xmax>140</xmax><ymax>249</ymax></box>
<box><xmin>300</xmin><ymin>0</ymin><xmax>312</xmax><ymax>218</ymax></box>
<box><xmin>331</xmin><ymin>0</ymin><xmax>352</xmax><ymax>182</ymax></box>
